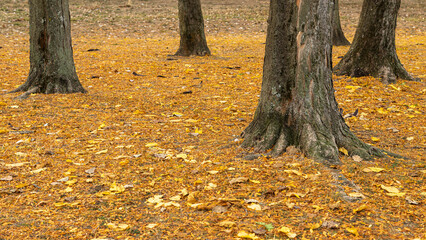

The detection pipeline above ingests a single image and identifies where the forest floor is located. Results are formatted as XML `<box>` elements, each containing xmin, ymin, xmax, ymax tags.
<box><xmin>0</xmin><ymin>0</ymin><xmax>425</xmax><ymax>239</ymax></box>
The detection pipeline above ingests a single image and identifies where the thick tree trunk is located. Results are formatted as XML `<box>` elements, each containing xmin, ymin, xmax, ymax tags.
<box><xmin>175</xmin><ymin>0</ymin><xmax>211</xmax><ymax>56</ymax></box>
<box><xmin>11</xmin><ymin>0</ymin><xmax>86</xmax><ymax>96</ymax></box>
<box><xmin>332</xmin><ymin>0</ymin><xmax>350</xmax><ymax>46</ymax></box>
<box><xmin>333</xmin><ymin>0</ymin><xmax>413</xmax><ymax>83</ymax></box>
<box><xmin>242</xmin><ymin>0</ymin><xmax>386</xmax><ymax>165</ymax></box>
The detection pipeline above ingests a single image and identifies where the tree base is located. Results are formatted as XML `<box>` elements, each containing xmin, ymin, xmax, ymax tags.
<box><xmin>9</xmin><ymin>75</ymin><xmax>87</xmax><ymax>99</ymax></box>
<box><xmin>174</xmin><ymin>46</ymin><xmax>211</xmax><ymax>57</ymax></box>
<box><xmin>241</xmin><ymin>114</ymin><xmax>396</xmax><ymax>165</ymax></box>
<box><xmin>334</xmin><ymin>56</ymin><xmax>414</xmax><ymax>84</ymax></box>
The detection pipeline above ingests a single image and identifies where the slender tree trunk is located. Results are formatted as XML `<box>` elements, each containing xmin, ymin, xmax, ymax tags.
<box><xmin>175</xmin><ymin>0</ymin><xmax>211</xmax><ymax>56</ymax></box>
<box><xmin>11</xmin><ymin>0</ymin><xmax>86</xmax><ymax>97</ymax></box>
<box><xmin>333</xmin><ymin>0</ymin><xmax>413</xmax><ymax>83</ymax></box>
<box><xmin>332</xmin><ymin>0</ymin><xmax>350</xmax><ymax>46</ymax></box>
<box><xmin>242</xmin><ymin>0</ymin><xmax>387</xmax><ymax>164</ymax></box>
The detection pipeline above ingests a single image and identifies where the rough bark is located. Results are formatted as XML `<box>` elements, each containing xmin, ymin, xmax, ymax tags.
<box><xmin>242</xmin><ymin>0</ymin><xmax>387</xmax><ymax>165</ymax></box>
<box><xmin>11</xmin><ymin>0</ymin><xmax>86</xmax><ymax>96</ymax></box>
<box><xmin>332</xmin><ymin>0</ymin><xmax>350</xmax><ymax>46</ymax></box>
<box><xmin>175</xmin><ymin>0</ymin><xmax>211</xmax><ymax>56</ymax></box>
<box><xmin>333</xmin><ymin>0</ymin><xmax>413</xmax><ymax>83</ymax></box>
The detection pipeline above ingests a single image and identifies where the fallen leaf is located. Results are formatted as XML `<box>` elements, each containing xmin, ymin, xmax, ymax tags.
<box><xmin>278</xmin><ymin>226</ymin><xmax>297</xmax><ymax>238</ymax></box>
<box><xmin>353</xmin><ymin>204</ymin><xmax>368</xmax><ymax>213</ymax></box>
<box><xmin>146</xmin><ymin>223</ymin><xmax>158</xmax><ymax>229</ymax></box>
<box><xmin>380</xmin><ymin>185</ymin><xmax>400</xmax><ymax>193</ymax></box>
<box><xmin>218</xmin><ymin>220</ymin><xmax>236</xmax><ymax>228</ymax></box>
<box><xmin>345</xmin><ymin>226</ymin><xmax>359</xmax><ymax>237</ymax></box>
<box><xmin>363</xmin><ymin>167</ymin><xmax>385</xmax><ymax>173</ymax></box>
<box><xmin>145</xmin><ymin>142</ymin><xmax>158</xmax><ymax>147</ymax></box>
<box><xmin>247</xmin><ymin>203</ymin><xmax>262</xmax><ymax>211</ymax></box>
<box><xmin>339</xmin><ymin>147</ymin><xmax>348</xmax><ymax>156</ymax></box>
<box><xmin>237</xmin><ymin>230</ymin><xmax>258</xmax><ymax>239</ymax></box>
<box><xmin>229</xmin><ymin>177</ymin><xmax>248</xmax><ymax>184</ymax></box>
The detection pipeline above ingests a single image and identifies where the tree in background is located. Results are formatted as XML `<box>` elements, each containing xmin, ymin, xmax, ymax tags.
<box><xmin>242</xmin><ymin>0</ymin><xmax>390</xmax><ymax>164</ymax></box>
<box><xmin>332</xmin><ymin>0</ymin><xmax>350</xmax><ymax>46</ymax></box>
<box><xmin>175</xmin><ymin>0</ymin><xmax>211</xmax><ymax>56</ymax></box>
<box><xmin>10</xmin><ymin>0</ymin><xmax>86</xmax><ymax>99</ymax></box>
<box><xmin>333</xmin><ymin>0</ymin><xmax>413</xmax><ymax>83</ymax></box>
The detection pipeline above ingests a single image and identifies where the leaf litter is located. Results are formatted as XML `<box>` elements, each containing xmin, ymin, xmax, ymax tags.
<box><xmin>0</xmin><ymin>0</ymin><xmax>425</xmax><ymax>239</ymax></box>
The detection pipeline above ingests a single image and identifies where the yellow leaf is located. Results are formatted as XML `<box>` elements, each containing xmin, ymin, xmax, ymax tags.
<box><xmin>371</xmin><ymin>137</ymin><xmax>380</xmax><ymax>142</ymax></box>
<box><xmin>95</xmin><ymin>149</ymin><xmax>108</xmax><ymax>154</ymax></box>
<box><xmin>169</xmin><ymin>195</ymin><xmax>181</xmax><ymax>201</ymax></box>
<box><xmin>98</xmin><ymin>123</ymin><xmax>106</xmax><ymax>129</ymax></box>
<box><xmin>310</xmin><ymin>222</ymin><xmax>321</xmax><ymax>233</ymax></box>
<box><xmin>346</xmin><ymin>227</ymin><xmax>359</xmax><ymax>236</ymax></box>
<box><xmin>207</xmin><ymin>170</ymin><xmax>219</xmax><ymax>174</ymax></box>
<box><xmin>249</xmin><ymin>179</ymin><xmax>260</xmax><ymax>184</ymax></box>
<box><xmin>119</xmin><ymin>159</ymin><xmax>129</xmax><ymax>166</ymax></box>
<box><xmin>30</xmin><ymin>168</ymin><xmax>47</xmax><ymax>174</ymax></box>
<box><xmin>16</xmin><ymin>183</ymin><xmax>29</xmax><ymax>188</ymax></box>
<box><xmin>5</xmin><ymin>162</ymin><xmax>30</xmax><ymax>168</ymax></box>
<box><xmin>283</xmin><ymin>169</ymin><xmax>303</xmax><ymax>176</ymax></box>
<box><xmin>172</xmin><ymin>112</ymin><xmax>183</xmax><ymax>117</ymax></box>
<box><xmin>363</xmin><ymin>167</ymin><xmax>385</xmax><ymax>173</ymax></box>
<box><xmin>110</xmin><ymin>182</ymin><xmax>125</xmax><ymax>193</ymax></box>
<box><xmin>0</xmin><ymin>128</ymin><xmax>8</xmax><ymax>134</ymax></box>
<box><xmin>339</xmin><ymin>147</ymin><xmax>348</xmax><ymax>156</ymax></box>
<box><xmin>237</xmin><ymin>230</ymin><xmax>259</xmax><ymax>239</ymax></box>
<box><xmin>194</xmin><ymin>127</ymin><xmax>203</xmax><ymax>134</ymax></box>
<box><xmin>64</xmin><ymin>187</ymin><xmax>73</xmax><ymax>192</ymax></box>
<box><xmin>218</xmin><ymin>220</ymin><xmax>236</xmax><ymax>228</ymax></box>
<box><xmin>386</xmin><ymin>192</ymin><xmax>406</xmax><ymax>197</ymax></box>
<box><xmin>117</xmin><ymin>224</ymin><xmax>129</xmax><ymax>231</ymax></box>
<box><xmin>204</xmin><ymin>183</ymin><xmax>217</xmax><ymax>190</ymax></box>
<box><xmin>278</xmin><ymin>226</ymin><xmax>297</xmax><ymax>238</ymax></box>
<box><xmin>380</xmin><ymin>185</ymin><xmax>400</xmax><ymax>193</ymax></box>
<box><xmin>54</xmin><ymin>202</ymin><xmax>68</xmax><ymax>207</ymax></box>
<box><xmin>185</xmin><ymin>119</ymin><xmax>199</xmax><ymax>123</ymax></box>
<box><xmin>348</xmin><ymin>192</ymin><xmax>365</xmax><ymax>198</ymax></box>
<box><xmin>146</xmin><ymin>195</ymin><xmax>163</xmax><ymax>205</ymax></box>
<box><xmin>389</xmin><ymin>84</ymin><xmax>401</xmax><ymax>91</ymax></box>
<box><xmin>353</xmin><ymin>204</ymin><xmax>368</xmax><ymax>213</ymax></box>
<box><xmin>145</xmin><ymin>142</ymin><xmax>158</xmax><ymax>147</ymax></box>
<box><xmin>345</xmin><ymin>85</ymin><xmax>361</xmax><ymax>93</ymax></box>
<box><xmin>377</xmin><ymin>108</ymin><xmax>389</xmax><ymax>114</ymax></box>
<box><xmin>247</xmin><ymin>203</ymin><xmax>262</xmax><ymax>211</ymax></box>
<box><xmin>133</xmin><ymin>110</ymin><xmax>144</xmax><ymax>115</ymax></box>
<box><xmin>146</xmin><ymin>223</ymin><xmax>158</xmax><ymax>229</ymax></box>
<box><xmin>65</xmin><ymin>179</ymin><xmax>77</xmax><ymax>186</ymax></box>
<box><xmin>106</xmin><ymin>223</ymin><xmax>117</xmax><ymax>229</ymax></box>
<box><xmin>176</xmin><ymin>153</ymin><xmax>187</xmax><ymax>159</ymax></box>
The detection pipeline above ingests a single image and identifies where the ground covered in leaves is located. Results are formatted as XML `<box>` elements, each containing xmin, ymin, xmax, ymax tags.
<box><xmin>0</xmin><ymin>0</ymin><xmax>425</xmax><ymax>239</ymax></box>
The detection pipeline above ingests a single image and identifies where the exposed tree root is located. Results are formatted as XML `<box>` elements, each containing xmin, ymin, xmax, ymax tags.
<box><xmin>242</xmin><ymin>116</ymin><xmax>406</xmax><ymax>166</ymax></box>
<box><xmin>13</xmin><ymin>86</ymin><xmax>40</xmax><ymax>100</ymax></box>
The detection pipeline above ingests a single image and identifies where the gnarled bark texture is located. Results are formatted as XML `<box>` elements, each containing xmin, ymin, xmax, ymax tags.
<box><xmin>242</xmin><ymin>0</ymin><xmax>386</xmax><ymax>165</ymax></box>
<box><xmin>332</xmin><ymin>0</ymin><xmax>350</xmax><ymax>46</ymax></box>
<box><xmin>175</xmin><ymin>0</ymin><xmax>211</xmax><ymax>56</ymax></box>
<box><xmin>333</xmin><ymin>0</ymin><xmax>413</xmax><ymax>83</ymax></box>
<box><xmin>11</xmin><ymin>0</ymin><xmax>86</xmax><ymax>95</ymax></box>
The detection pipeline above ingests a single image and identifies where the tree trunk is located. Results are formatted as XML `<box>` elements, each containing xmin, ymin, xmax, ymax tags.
<box><xmin>332</xmin><ymin>0</ymin><xmax>350</xmax><ymax>46</ymax></box>
<box><xmin>333</xmin><ymin>0</ymin><xmax>413</xmax><ymax>83</ymax></box>
<box><xmin>175</xmin><ymin>0</ymin><xmax>211</xmax><ymax>56</ymax></box>
<box><xmin>242</xmin><ymin>0</ymin><xmax>386</xmax><ymax>165</ymax></box>
<box><xmin>11</xmin><ymin>0</ymin><xmax>86</xmax><ymax>96</ymax></box>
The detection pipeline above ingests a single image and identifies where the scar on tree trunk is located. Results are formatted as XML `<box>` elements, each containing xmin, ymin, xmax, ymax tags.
<box><xmin>241</xmin><ymin>0</ymin><xmax>403</xmax><ymax>165</ymax></box>
<box><xmin>174</xmin><ymin>0</ymin><xmax>210</xmax><ymax>56</ymax></box>
<box><xmin>333</xmin><ymin>0</ymin><xmax>414</xmax><ymax>84</ymax></box>
<box><xmin>332</xmin><ymin>0</ymin><xmax>350</xmax><ymax>46</ymax></box>
<box><xmin>10</xmin><ymin>0</ymin><xmax>86</xmax><ymax>100</ymax></box>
